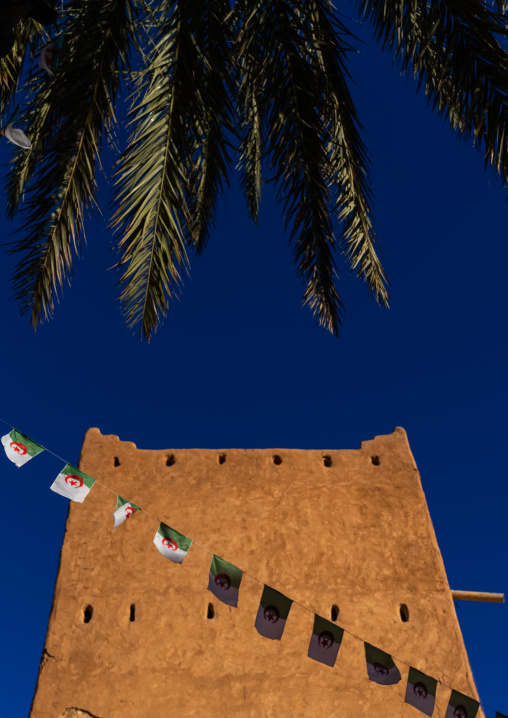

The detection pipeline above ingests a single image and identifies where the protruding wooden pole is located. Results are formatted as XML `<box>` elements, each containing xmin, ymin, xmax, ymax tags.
<box><xmin>452</xmin><ymin>590</ymin><xmax>504</xmax><ymax>603</ymax></box>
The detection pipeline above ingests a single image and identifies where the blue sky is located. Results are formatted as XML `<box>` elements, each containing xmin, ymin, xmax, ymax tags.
<box><xmin>0</xmin><ymin>14</ymin><xmax>507</xmax><ymax>718</ymax></box>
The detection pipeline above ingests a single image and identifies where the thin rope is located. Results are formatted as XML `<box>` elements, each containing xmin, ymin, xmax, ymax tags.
<box><xmin>0</xmin><ymin>416</ymin><xmax>502</xmax><ymax>715</ymax></box>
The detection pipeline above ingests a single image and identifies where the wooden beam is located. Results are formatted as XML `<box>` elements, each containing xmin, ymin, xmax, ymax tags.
<box><xmin>452</xmin><ymin>590</ymin><xmax>504</xmax><ymax>603</ymax></box>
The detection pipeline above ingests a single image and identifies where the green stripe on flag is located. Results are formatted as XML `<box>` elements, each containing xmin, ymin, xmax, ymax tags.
<box><xmin>9</xmin><ymin>429</ymin><xmax>44</xmax><ymax>457</ymax></box>
<box><xmin>408</xmin><ymin>668</ymin><xmax>437</xmax><ymax>698</ymax></box>
<box><xmin>157</xmin><ymin>523</ymin><xmax>192</xmax><ymax>553</ymax></box>
<box><xmin>116</xmin><ymin>495</ymin><xmax>139</xmax><ymax>511</ymax></box>
<box><xmin>365</xmin><ymin>642</ymin><xmax>397</xmax><ymax>670</ymax></box>
<box><xmin>210</xmin><ymin>555</ymin><xmax>242</xmax><ymax>590</ymax></box>
<box><xmin>260</xmin><ymin>586</ymin><xmax>292</xmax><ymax>619</ymax></box>
<box><xmin>448</xmin><ymin>691</ymin><xmax>479</xmax><ymax>718</ymax></box>
<box><xmin>62</xmin><ymin>464</ymin><xmax>95</xmax><ymax>489</ymax></box>
<box><xmin>312</xmin><ymin>615</ymin><xmax>344</xmax><ymax>645</ymax></box>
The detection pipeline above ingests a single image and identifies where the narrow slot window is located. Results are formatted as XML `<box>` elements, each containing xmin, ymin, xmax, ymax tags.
<box><xmin>207</xmin><ymin>603</ymin><xmax>215</xmax><ymax>619</ymax></box>
<box><xmin>114</xmin><ymin>456</ymin><xmax>120</xmax><ymax>467</ymax></box>
<box><xmin>83</xmin><ymin>605</ymin><xmax>93</xmax><ymax>624</ymax></box>
<box><xmin>166</xmin><ymin>454</ymin><xmax>175</xmax><ymax>467</ymax></box>
<box><xmin>400</xmin><ymin>604</ymin><xmax>409</xmax><ymax>622</ymax></box>
<box><xmin>331</xmin><ymin>604</ymin><xmax>339</xmax><ymax>622</ymax></box>
<box><xmin>130</xmin><ymin>604</ymin><xmax>135</xmax><ymax>622</ymax></box>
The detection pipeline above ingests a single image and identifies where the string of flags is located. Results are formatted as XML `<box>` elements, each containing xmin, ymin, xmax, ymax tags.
<box><xmin>1</xmin><ymin>423</ymin><xmax>506</xmax><ymax>718</ymax></box>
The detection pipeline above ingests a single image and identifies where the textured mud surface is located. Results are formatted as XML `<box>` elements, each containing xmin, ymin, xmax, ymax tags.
<box><xmin>30</xmin><ymin>427</ymin><xmax>481</xmax><ymax>717</ymax></box>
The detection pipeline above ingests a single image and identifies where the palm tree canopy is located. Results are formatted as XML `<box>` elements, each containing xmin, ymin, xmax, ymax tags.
<box><xmin>1</xmin><ymin>0</ymin><xmax>508</xmax><ymax>339</ymax></box>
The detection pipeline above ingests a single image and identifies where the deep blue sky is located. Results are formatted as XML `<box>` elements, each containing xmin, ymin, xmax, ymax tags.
<box><xmin>1</xmin><ymin>14</ymin><xmax>507</xmax><ymax>718</ymax></box>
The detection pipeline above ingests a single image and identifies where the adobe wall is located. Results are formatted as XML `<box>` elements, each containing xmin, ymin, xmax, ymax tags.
<box><xmin>30</xmin><ymin>427</ymin><xmax>480</xmax><ymax>718</ymax></box>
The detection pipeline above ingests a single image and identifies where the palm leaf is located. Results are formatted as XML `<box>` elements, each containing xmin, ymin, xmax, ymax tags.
<box><xmin>361</xmin><ymin>0</ymin><xmax>508</xmax><ymax>180</ymax></box>
<box><xmin>185</xmin><ymin>0</ymin><xmax>234</xmax><ymax>254</ymax></box>
<box><xmin>265</xmin><ymin>0</ymin><xmax>343</xmax><ymax>333</ymax></box>
<box><xmin>6</xmin><ymin>69</ymin><xmax>54</xmax><ymax>219</ymax></box>
<box><xmin>113</xmin><ymin>0</ymin><xmax>196</xmax><ymax>340</ymax></box>
<box><xmin>235</xmin><ymin>0</ymin><xmax>266</xmax><ymax>222</ymax></box>
<box><xmin>308</xmin><ymin>0</ymin><xmax>389</xmax><ymax>308</ymax></box>
<box><xmin>113</xmin><ymin>0</ymin><xmax>233</xmax><ymax>338</ymax></box>
<box><xmin>236</xmin><ymin>0</ymin><xmax>388</xmax><ymax>333</ymax></box>
<box><xmin>8</xmin><ymin>0</ymin><xmax>137</xmax><ymax>327</ymax></box>
<box><xmin>0</xmin><ymin>19</ymin><xmax>42</xmax><ymax>117</ymax></box>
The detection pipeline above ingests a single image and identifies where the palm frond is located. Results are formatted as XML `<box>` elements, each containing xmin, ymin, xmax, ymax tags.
<box><xmin>9</xmin><ymin>0</ymin><xmax>136</xmax><ymax>328</ymax></box>
<box><xmin>264</xmin><ymin>0</ymin><xmax>343</xmax><ymax>333</ymax></box>
<box><xmin>183</xmin><ymin>0</ymin><xmax>234</xmax><ymax>254</ymax></box>
<box><xmin>6</xmin><ymin>70</ymin><xmax>54</xmax><ymax>219</ymax></box>
<box><xmin>309</xmin><ymin>0</ymin><xmax>389</xmax><ymax>307</ymax></box>
<box><xmin>112</xmin><ymin>0</ymin><xmax>199</xmax><ymax>340</ymax></box>
<box><xmin>113</xmin><ymin>0</ymin><xmax>233</xmax><ymax>338</ymax></box>
<box><xmin>361</xmin><ymin>0</ymin><xmax>508</xmax><ymax>180</ymax></box>
<box><xmin>235</xmin><ymin>0</ymin><xmax>266</xmax><ymax>222</ymax></box>
<box><xmin>0</xmin><ymin>19</ymin><xmax>42</xmax><ymax>117</ymax></box>
<box><xmin>493</xmin><ymin>0</ymin><xmax>508</xmax><ymax>15</ymax></box>
<box><xmin>236</xmin><ymin>0</ymin><xmax>387</xmax><ymax>333</ymax></box>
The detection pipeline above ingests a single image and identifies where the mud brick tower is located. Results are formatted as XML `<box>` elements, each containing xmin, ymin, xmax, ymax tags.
<box><xmin>30</xmin><ymin>427</ymin><xmax>481</xmax><ymax>718</ymax></box>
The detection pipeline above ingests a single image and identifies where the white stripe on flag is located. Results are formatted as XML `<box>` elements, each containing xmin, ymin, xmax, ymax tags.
<box><xmin>308</xmin><ymin>633</ymin><xmax>340</xmax><ymax>667</ymax></box>
<box><xmin>367</xmin><ymin>661</ymin><xmax>401</xmax><ymax>685</ymax></box>
<box><xmin>207</xmin><ymin>572</ymin><xmax>240</xmax><ymax>607</ymax></box>
<box><xmin>255</xmin><ymin>603</ymin><xmax>287</xmax><ymax>640</ymax></box>
<box><xmin>1</xmin><ymin>433</ymin><xmax>32</xmax><ymax>467</ymax></box>
<box><xmin>39</xmin><ymin>45</ymin><xmax>55</xmax><ymax>76</ymax></box>
<box><xmin>113</xmin><ymin>503</ymin><xmax>136</xmax><ymax>529</ymax></box>
<box><xmin>153</xmin><ymin>531</ymin><xmax>188</xmax><ymax>563</ymax></box>
<box><xmin>1</xmin><ymin>125</ymin><xmax>31</xmax><ymax>150</ymax></box>
<box><xmin>405</xmin><ymin>680</ymin><xmax>435</xmax><ymax>716</ymax></box>
<box><xmin>50</xmin><ymin>473</ymin><xmax>91</xmax><ymax>503</ymax></box>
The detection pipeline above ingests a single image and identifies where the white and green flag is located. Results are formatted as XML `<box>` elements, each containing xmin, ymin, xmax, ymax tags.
<box><xmin>1</xmin><ymin>429</ymin><xmax>44</xmax><ymax>467</ymax></box>
<box><xmin>445</xmin><ymin>691</ymin><xmax>479</xmax><ymax>718</ymax></box>
<box><xmin>365</xmin><ymin>643</ymin><xmax>401</xmax><ymax>685</ymax></box>
<box><xmin>405</xmin><ymin>667</ymin><xmax>437</xmax><ymax>716</ymax></box>
<box><xmin>113</xmin><ymin>495</ymin><xmax>140</xmax><ymax>528</ymax></box>
<box><xmin>50</xmin><ymin>464</ymin><xmax>95</xmax><ymax>502</ymax></box>
<box><xmin>153</xmin><ymin>523</ymin><xmax>192</xmax><ymax>564</ymax></box>
<box><xmin>255</xmin><ymin>586</ymin><xmax>292</xmax><ymax>640</ymax></box>
<box><xmin>0</xmin><ymin>125</ymin><xmax>31</xmax><ymax>150</ymax></box>
<box><xmin>39</xmin><ymin>33</ymin><xmax>64</xmax><ymax>76</ymax></box>
<box><xmin>207</xmin><ymin>555</ymin><xmax>243</xmax><ymax>607</ymax></box>
<box><xmin>308</xmin><ymin>615</ymin><xmax>344</xmax><ymax>667</ymax></box>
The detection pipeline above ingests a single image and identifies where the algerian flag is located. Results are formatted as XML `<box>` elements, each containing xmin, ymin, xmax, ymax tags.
<box><xmin>50</xmin><ymin>464</ymin><xmax>95</xmax><ymax>502</ymax></box>
<box><xmin>0</xmin><ymin>125</ymin><xmax>31</xmax><ymax>150</ymax></box>
<box><xmin>207</xmin><ymin>555</ymin><xmax>243</xmax><ymax>607</ymax></box>
<box><xmin>255</xmin><ymin>585</ymin><xmax>292</xmax><ymax>640</ymax></box>
<box><xmin>113</xmin><ymin>495</ymin><xmax>140</xmax><ymax>529</ymax></box>
<box><xmin>308</xmin><ymin>615</ymin><xmax>344</xmax><ymax>667</ymax></box>
<box><xmin>39</xmin><ymin>33</ymin><xmax>64</xmax><ymax>76</ymax></box>
<box><xmin>364</xmin><ymin>642</ymin><xmax>401</xmax><ymax>685</ymax></box>
<box><xmin>404</xmin><ymin>667</ymin><xmax>437</xmax><ymax>716</ymax></box>
<box><xmin>445</xmin><ymin>690</ymin><xmax>479</xmax><ymax>718</ymax></box>
<box><xmin>153</xmin><ymin>523</ymin><xmax>192</xmax><ymax>563</ymax></box>
<box><xmin>1</xmin><ymin>429</ymin><xmax>44</xmax><ymax>467</ymax></box>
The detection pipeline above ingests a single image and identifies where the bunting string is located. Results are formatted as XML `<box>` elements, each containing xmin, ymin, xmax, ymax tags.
<box><xmin>0</xmin><ymin>416</ymin><xmax>504</xmax><ymax>718</ymax></box>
